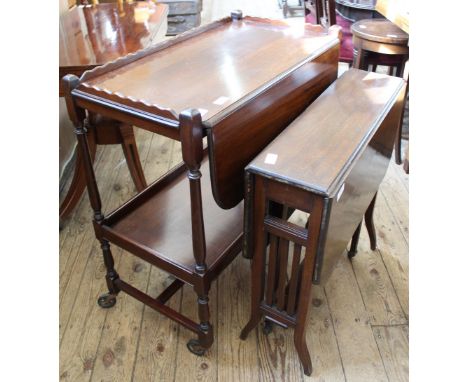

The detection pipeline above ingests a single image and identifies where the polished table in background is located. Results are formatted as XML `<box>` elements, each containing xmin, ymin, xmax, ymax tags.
<box><xmin>59</xmin><ymin>1</ymin><xmax>168</xmax><ymax>221</ymax></box>
<box><xmin>59</xmin><ymin>1</ymin><xmax>168</xmax><ymax>95</ymax></box>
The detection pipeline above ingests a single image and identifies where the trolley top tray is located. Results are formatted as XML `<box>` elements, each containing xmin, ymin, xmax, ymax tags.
<box><xmin>71</xmin><ymin>14</ymin><xmax>340</xmax><ymax>124</ymax></box>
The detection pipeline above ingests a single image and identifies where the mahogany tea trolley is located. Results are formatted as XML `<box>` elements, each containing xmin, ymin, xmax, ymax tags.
<box><xmin>240</xmin><ymin>69</ymin><xmax>406</xmax><ymax>375</ymax></box>
<box><xmin>63</xmin><ymin>12</ymin><xmax>341</xmax><ymax>355</ymax></box>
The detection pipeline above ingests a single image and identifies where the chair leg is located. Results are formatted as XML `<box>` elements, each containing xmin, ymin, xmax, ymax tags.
<box><xmin>187</xmin><ymin>286</ymin><xmax>214</xmax><ymax>356</ymax></box>
<box><xmin>97</xmin><ymin>239</ymin><xmax>121</xmax><ymax>309</ymax></box>
<box><xmin>118</xmin><ymin>124</ymin><xmax>147</xmax><ymax>192</ymax></box>
<box><xmin>364</xmin><ymin>193</ymin><xmax>377</xmax><ymax>251</ymax></box>
<box><xmin>348</xmin><ymin>221</ymin><xmax>362</xmax><ymax>259</ymax></box>
<box><xmin>59</xmin><ymin>129</ymin><xmax>97</xmax><ymax>220</ymax></box>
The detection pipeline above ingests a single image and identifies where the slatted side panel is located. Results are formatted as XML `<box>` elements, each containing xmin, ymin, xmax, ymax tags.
<box><xmin>262</xmin><ymin>214</ymin><xmax>309</xmax><ymax>318</ymax></box>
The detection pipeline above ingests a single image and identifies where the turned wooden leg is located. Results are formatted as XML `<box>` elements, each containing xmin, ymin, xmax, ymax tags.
<box><xmin>59</xmin><ymin>127</ymin><xmax>97</xmax><ymax>220</ymax></box>
<box><xmin>365</xmin><ymin>193</ymin><xmax>377</xmax><ymax>251</ymax></box>
<box><xmin>118</xmin><ymin>124</ymin><xmax>147</xmax><ymax>192</ymax></box>
<box><xmin>348</xmin><ymin>221</ymin><xmax>362</xmax><ymax>259</ymax></box>
<box><xmin>187</xmin><ymin>286</ymin><xmax>214</xmax><ymax>356</ymax></box>
<box><xmin>97</xmin><ymin>239</ymin><xmax>120</xmax><ymax>309</ymax></box>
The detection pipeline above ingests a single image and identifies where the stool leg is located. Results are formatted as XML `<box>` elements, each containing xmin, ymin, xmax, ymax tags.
<box><xmin>353</xmin><ymin>47</ymin><xmax>365</xmax><ymax>70</ymax></box>
<box><xmin>364</xmin><ymin>193</ymin><xmax>377</xmax><ymax>251</ymax></box>
<box><xmin>118</xmin><ymin>124</ymin><xmax>147</xmax><ymax>192</ymax></box>
<box><xmin>395</xmin><ymin>62</ymin><xmax>405</xmax><ymax>78</ymax></box>
<box><xmin>348</xmin><ymin>221</ymin><xmax>362</xmax><ymax>259</ymax></box>
<box><xmin>97</xmin><ymin>239</ymin><xmax>120</xmax><ymax>309</ymax></box>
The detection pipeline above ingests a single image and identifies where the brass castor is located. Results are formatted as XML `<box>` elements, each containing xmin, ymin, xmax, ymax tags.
<box><xmin>262</xmin><ymin>319</ymin><xmax>273</xmax><ymax>335</ymax></box>
<box><xmin>186</xmin><ymin>339</ymin><xmax>206</xmax><ymax>356</ymax></box>
<box><xmin>97</xmin><ymin>293</ymin><xmax>117</xmax><ymax>309</ymax></box>
<box><xmin>347</xmin><ymin>250</ymin><xmax>357</xmax><ymax>259</ymax></box>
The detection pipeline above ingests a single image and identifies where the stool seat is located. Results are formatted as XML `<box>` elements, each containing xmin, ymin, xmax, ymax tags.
<box><xmin>352</xmin><ymin>19</ymin><xmax>408</xmax><ymax>44</ymax></box>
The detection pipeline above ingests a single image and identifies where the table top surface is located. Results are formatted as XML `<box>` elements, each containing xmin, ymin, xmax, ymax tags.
<box><xmin>59</xmin><ymin>2</ymin><xmax>168</xmax><ymax>72</ymax></box>
<box><xmin>246</xmin><ymin>69</ymin><xmax>405</xmax><ymax>197</ymax></box>
<box><xmin>351</xmin><ymin>19</ymin><xmax>408</xmax><ymax>43</ymax></box>
<box><xmin>76</xmin><ymin>16</ymin><xmax>340</xmax><ymax>122</ymax></box>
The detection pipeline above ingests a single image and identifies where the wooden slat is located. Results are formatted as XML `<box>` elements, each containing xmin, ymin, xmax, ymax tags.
<box><xmin>265</xmin><ymin>236</ymin><xmax>278</xmax><ymax>306</ymax></box>
<box><xmin>373</xmin><ymin>325</ymin><xmax>409</xmax><ymax>382</ymax></box>
<box><xmin>351</xmin><ymin>232</ymin><xmax>407</xmax><ymax>326</ymax></box>
<box><xmin>286</xmin><ymin>243</ymin><xmax>302</xmax><ymax>315</ymax></box>
<box><xmin>276</xmin><ymin>238</ymin><xmax>289</xmax><ymax>311</ymax></box>
<box><xmin>264</xmin><ymin>216</ymin><xmax>309</xmax><ymax>247</ymax></box>
<box><xmin>325</xmin><ymin>257</ymin><xmax>388</xmax><ymax>382</ymax></box>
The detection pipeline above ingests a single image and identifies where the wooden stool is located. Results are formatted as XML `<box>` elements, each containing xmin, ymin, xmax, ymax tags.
<box><xmin>351</xmin><ymin>19</ymin><xmax>409</xmax><ymax>164</ymax></box>
<box><xmin>240</xmin><ymin>69</ymin><xmax>406</xmax><ymax>375</ymax></box>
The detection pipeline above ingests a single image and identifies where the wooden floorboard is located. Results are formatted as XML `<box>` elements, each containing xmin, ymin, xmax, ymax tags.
<box><xmin>372</xmin><ymin>325</ymin><xmax>409</xmax><ymax>382</ymax></box>
<box><xmin>59</xmin><ymin>2</ymin><xmax>409</xmax><ymax>380</ymax></box>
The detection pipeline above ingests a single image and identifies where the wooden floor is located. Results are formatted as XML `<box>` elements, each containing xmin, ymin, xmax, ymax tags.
<box><xmin>59</xmin><ymin>2</ymin><xmax>409</xmax><ymax>381</ymax></box>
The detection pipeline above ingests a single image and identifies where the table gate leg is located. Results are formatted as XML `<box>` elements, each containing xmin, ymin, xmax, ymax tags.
<box><xmin>348</xmin><ymin>221</ymin><xmax>362</xmax><ymax>259</ymax></box>
<box><xmin>365</xmin><ymin>193</ymin><xmax>377</xmax><ymax>250</ymax></box>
